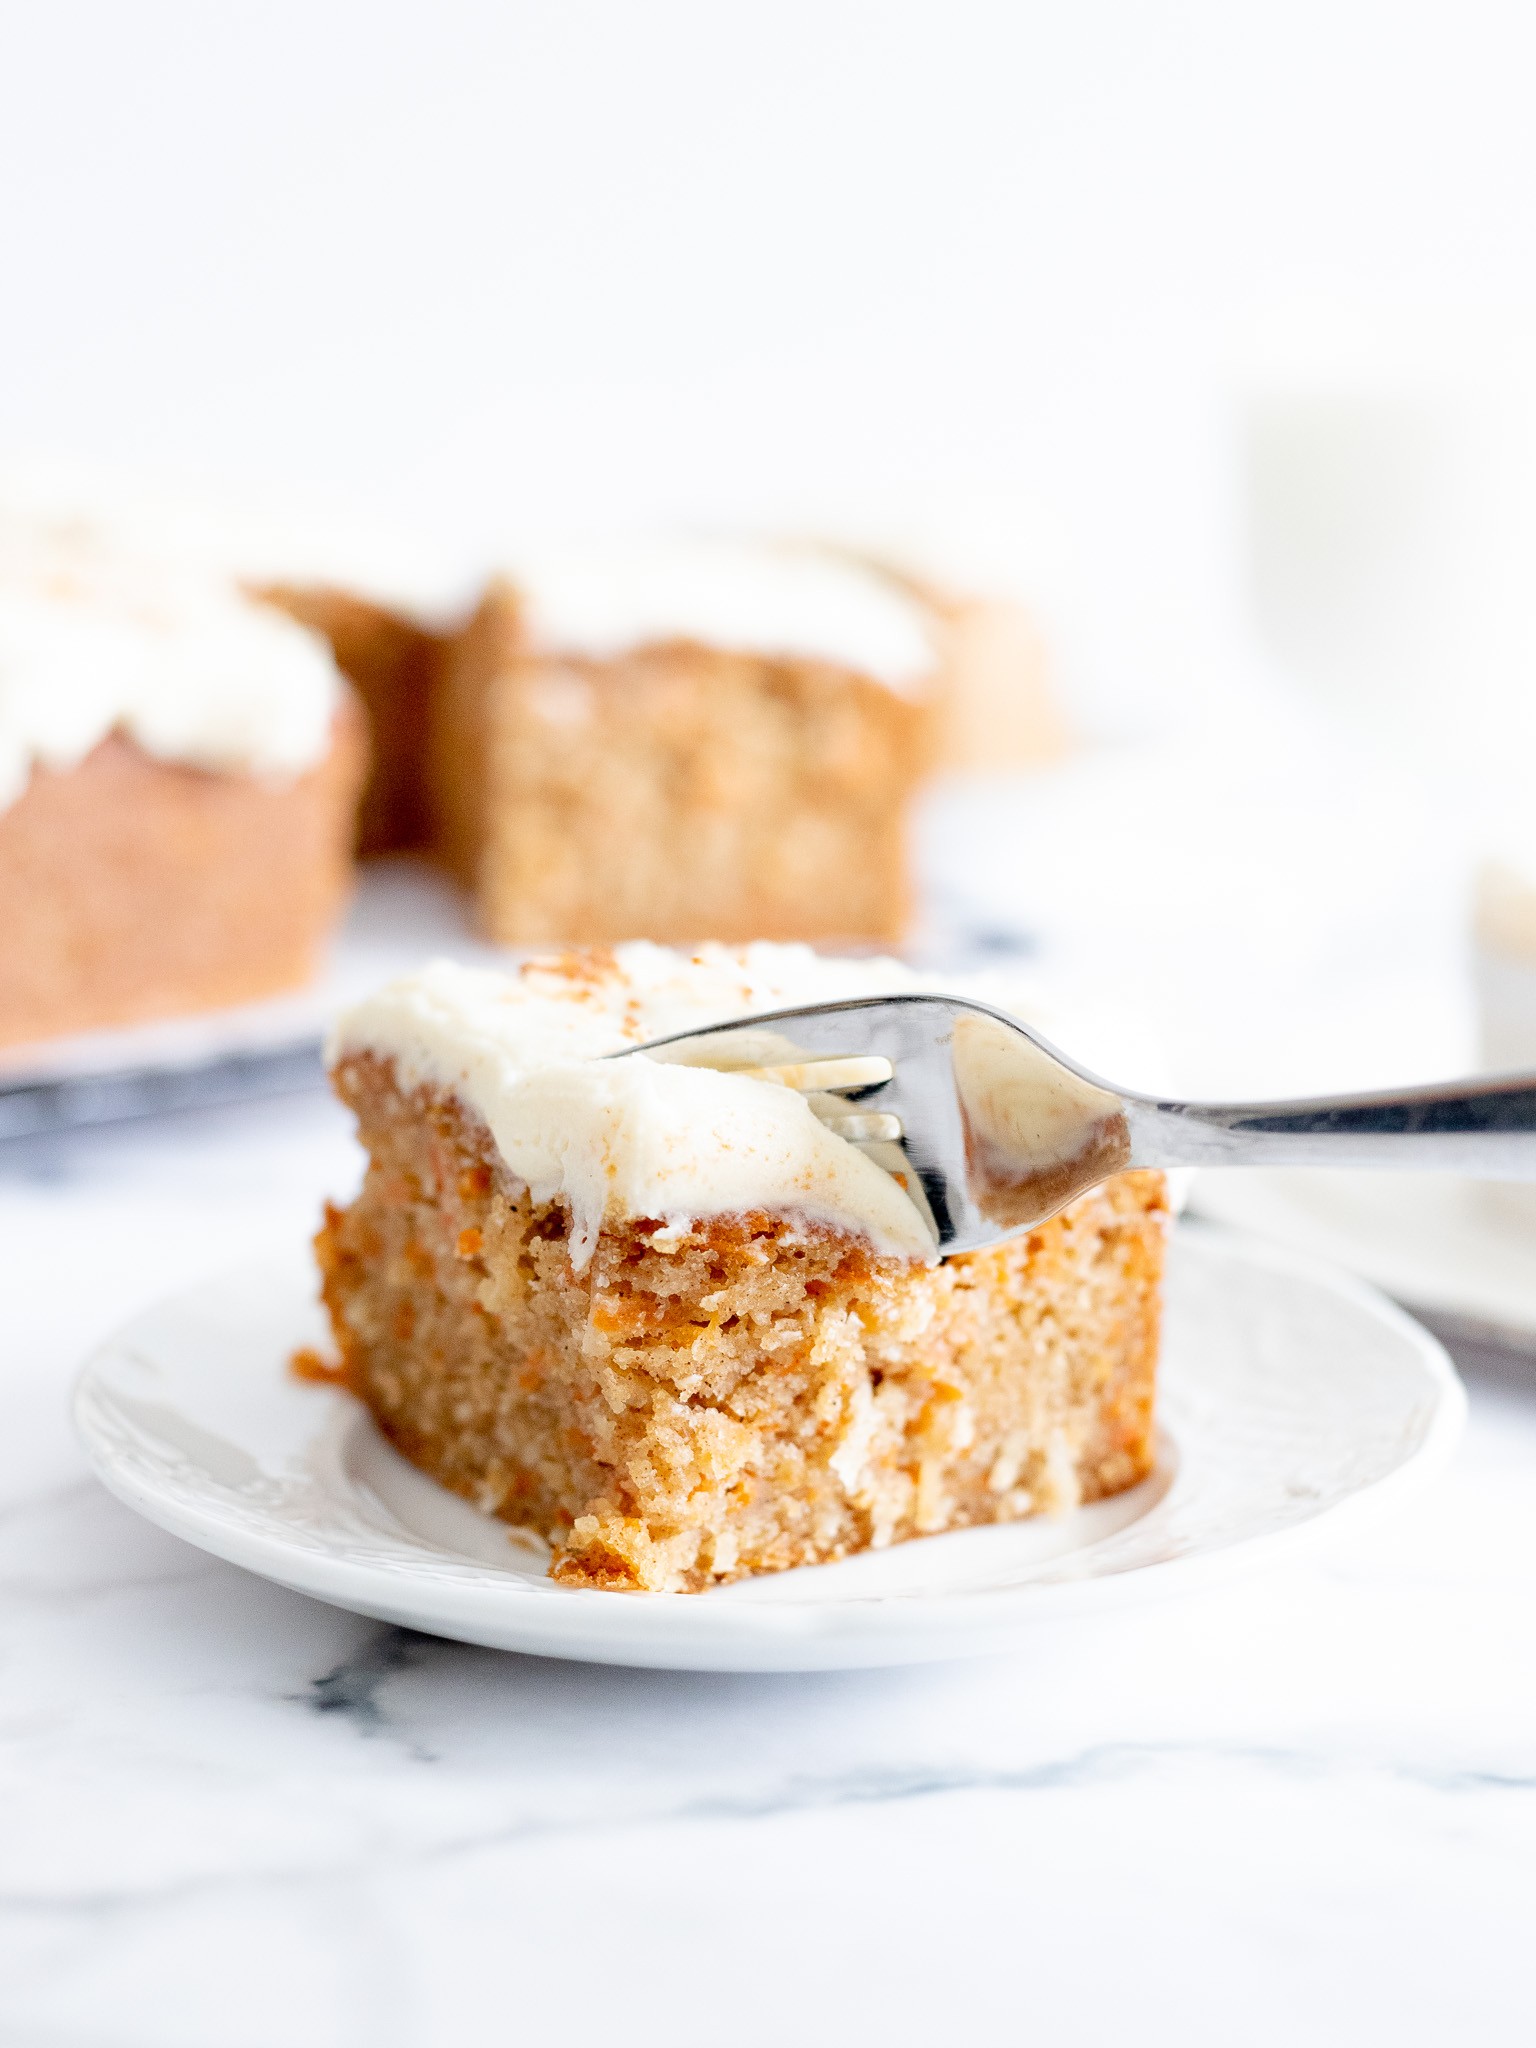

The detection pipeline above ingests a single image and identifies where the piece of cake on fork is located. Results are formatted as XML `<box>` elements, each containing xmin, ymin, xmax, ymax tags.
<box><xmin>427</xmin><ymin>540</ymin><xmax>935</xmax><ymax>947</ymax></box>
<box><xmin>316</xmin><ymin>944</ymin><xmax>1168</xmax><ymax>1593</ymax></box>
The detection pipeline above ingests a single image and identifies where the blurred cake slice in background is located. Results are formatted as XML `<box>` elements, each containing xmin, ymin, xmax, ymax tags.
<box><xmin>252</xmin><ymin>583</ymin><xmax>443</xmax><ymax>857</ymax></box>
<box><xmin>429</xmin><ymin>539</ymin><xmax>936</xmax><ymax>946</ymax></box>
<box><xmin>0</xmin><ymin>529</ymin><xmax>365</xmax><ymax>1049</ymax></box>
<box><xmin>790</xmin><ymin>499</ymin><xmax>1071</xmax><ymax>775</ymax></box>
<box><xmin>838</xmin><ymin>552</ymin><xmax>1066</xmax><ymax>776</ymax></box>
<box><xmin>217</xmin><ymin>520</ymin><xmax>473</xmax><ymax>859</ymax></box>
<box><xmin>1475</xmin><ymin>832</ymin><xmax>1536</xmax><ymax>1231</ymax></box>
<box><xmin>0</xmin><ymin>466</ymin><xmax>477</xmax><ymax>856</ymax></box>
<box><xmin>896</xmin><ymin>562</ymin><xmax>1065</xmax><ymax>774</ymax></box>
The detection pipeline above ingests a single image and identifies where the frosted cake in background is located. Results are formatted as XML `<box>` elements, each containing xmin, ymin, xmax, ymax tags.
<box><xmin>0</xmin><ymin>527</ymin><xmax>364</xmax><ymax>1049</ymax></box>
<box><xmin>0</xmin><ymin>468</ymin><xmax>478</xmax><ymax>855</ymax></box>
<box><xmin>317</xmin><ymin>942</ymin><xmax>1168</xmax><ymax>1593</ymax></box>
<box><xmin>0</xmin><ymin>473</ymin><xmax>1079</xmax><ymax>995</ymax></box>
<box><xmin>816</xmin><ymin>523</ymin><xmax>1069</xmax><ymax>775</ymax></box>
<box><xmin>2</xmin><ymin>487</ymin><xmax>939</xmax><ymax>953</ymax></box>
<box><xmin>430</xmin><ymin>540</ymin><xmax>936</xmax><ymax>946</ymax></box>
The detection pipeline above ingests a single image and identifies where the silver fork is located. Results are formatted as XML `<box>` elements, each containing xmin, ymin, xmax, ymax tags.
<box><xmin>626</xmin><ymin>995</ymin><xmax>1536</xmax><ymax>1256</ymax></box>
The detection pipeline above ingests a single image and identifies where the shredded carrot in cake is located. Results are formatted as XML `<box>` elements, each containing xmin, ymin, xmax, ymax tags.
<box><xmin>288</xmin><ymin>1346</ymin><xmax>362</xmax><ymax>1393</ymax></box>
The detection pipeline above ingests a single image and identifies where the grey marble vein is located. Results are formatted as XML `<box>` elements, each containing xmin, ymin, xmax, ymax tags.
<box><xmin>299</xmin><ymin>1627</ymin><xmax>440</xmax><ymax>1759</ymax></box>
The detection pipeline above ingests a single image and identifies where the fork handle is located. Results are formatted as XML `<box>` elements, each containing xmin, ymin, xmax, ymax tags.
<box><xmin>1126</xmin><ymin>1071</ymin><xmax>1536</xmax><ymax>1179</ymax></box>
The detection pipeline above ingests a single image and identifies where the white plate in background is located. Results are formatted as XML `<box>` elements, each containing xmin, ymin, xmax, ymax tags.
<box><xmin>73</xmin><ymin>1228</ymin><xmax>1463</xmax><ymax>1672</ymax></box>
<box><xmin>1190</xmin><ymin>1169</ymin><xmax>1536</xmax><ymax>1347</ymax></box>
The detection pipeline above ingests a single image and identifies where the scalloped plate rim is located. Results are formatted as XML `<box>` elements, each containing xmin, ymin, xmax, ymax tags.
<box><xmin>72</xmin><ymin>1226</ymin><xmax>1465</xmax><ymax>1670</ymax></box>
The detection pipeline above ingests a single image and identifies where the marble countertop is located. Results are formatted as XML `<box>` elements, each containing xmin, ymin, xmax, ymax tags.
<box><xmin>3</xmin><ymin>1086</ymin><xmax>1535</xmax><ymax>2048</ymax></box>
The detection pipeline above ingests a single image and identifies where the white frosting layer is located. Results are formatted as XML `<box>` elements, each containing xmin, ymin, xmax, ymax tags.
<box><xmin>0</xmin><ymin>466</ymin><xmax>481</xmax><ymax>629</ymax></box>
<box><xmin>0</xmin><ymin>535</ymin><xmax>342</xmax><ymax>813</ymax></box>
<box><xmin>334</xmin><ymin>943</ymin><xmax>998</xmax><ymax>1267</ymax></box>
<box><xmin>508</xmin><ymin>541</ymin><xmax>938</xmax><ymax>694</ymax></box>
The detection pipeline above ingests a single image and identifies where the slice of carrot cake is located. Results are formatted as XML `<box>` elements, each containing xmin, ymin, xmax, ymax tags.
<box><xmin>811</xmin><ymin>520</ymin><xmax>1070</xmax><ymax>775</ymax></box>
<box><xmin>428</xmin><ymin>541</ymin><xmax>935</xmax><ymax>948</ymax></box>
<box><xmin>317</xmin><ymin>944</ymin><xmax>1167</xmax><ymax>1593</ymax></box>
<box><xmin>0</xmin><ymin>531</ymin><xmax>364</xmax><ymax>1049</ymax></box>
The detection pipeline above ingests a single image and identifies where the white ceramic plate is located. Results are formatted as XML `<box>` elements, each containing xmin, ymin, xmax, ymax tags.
<box><xmin>1191</xmin><ymin>1170</ymin><xmax>1536</xmax><ymax>1347</ymax></box>
<box><xmin>73</xmin><ymin>1228</ymin><xmax>1464</xmax><ymax>1672</ymax></box>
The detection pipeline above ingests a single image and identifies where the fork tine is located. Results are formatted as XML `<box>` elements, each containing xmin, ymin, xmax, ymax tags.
<box><xmin>816</xmin><ymin>1110</ymin><xmax>904</xmax><ymax>1144</ymax></box>
<box><xmin>854</xmin><ymin>1135</ymin><xmax>942</xmax><ymax>1243</ymax></box>
<box><xmin>735</xmin><ymin>1055</ymin><xmax>893</xmax><ymax>1095</ymax></box>
<box><xmin>618</xmin><ymin>991</ymin><xmax>1146</xmax><ymax>1254</ymax></box>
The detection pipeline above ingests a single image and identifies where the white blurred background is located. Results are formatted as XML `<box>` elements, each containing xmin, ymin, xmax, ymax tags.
<box><xmin>4</xmin><ymin>0</ymin><xmax>1535</xmax><ymax>1090</ymax></box>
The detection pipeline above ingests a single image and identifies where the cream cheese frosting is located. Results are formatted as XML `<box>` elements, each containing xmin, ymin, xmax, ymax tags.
<box><xmin>507</xmin><ymin>540</ymin><xmax>939</xmax><ymax>695</ymax></box>
<box><xmin>0</xmin><ymin>533</ymin><xmax>343</xmax><ymax>813</ymax></box>
<box><xmin>332</xmin><ymin>943</ymin><xmax>1178</xmax><ymax>1268</ymax></box>
<box><xmin>0</xmin><ymin>466</ymin><xmax>481</xmax><ymax>630</ymax></box>
<box><xmin>332</xmin><ymin>943</ymin><xmax>988</xmax><ymax>1267</ymax></box>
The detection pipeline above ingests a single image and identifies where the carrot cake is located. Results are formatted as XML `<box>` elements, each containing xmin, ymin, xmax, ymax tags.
<box><xmin>0</xmin><ymin>470</ymin><xmax>475</xmax><ymax>856</ymax></box>
<box><xmin>316</xmin><ymin>943</ymin><xmax>1168</xmax><ymax>1593</ymax></box>
<box><xmin>0</xmin><ymin>533</ymin><xmax>364</xmax><ymax>1050</ymax></box>
<box><xmin>815</xmin><ymin>519</ymin><xmax>1069</xmax><ymax>774</ymax></box>
<box><xmin>428</xmin><ymin>541</ymin><xmax>936</xmax><ymax>947</ymax></box>
<box><xmin>215</xmin><ymin>514</ymin><xmax>469</xmax><ymax>856</ymax></box>
<box><xmin>251</xmin><ymin>583</ymin><xmax>440</xmax><ymax>856</ymax></box>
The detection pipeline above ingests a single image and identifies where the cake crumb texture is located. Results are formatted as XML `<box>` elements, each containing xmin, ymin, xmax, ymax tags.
<box><xmin>318</xmin><ymin>1050</ymin><xmax>1167</xmax><ymax>1593</ymax></box>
